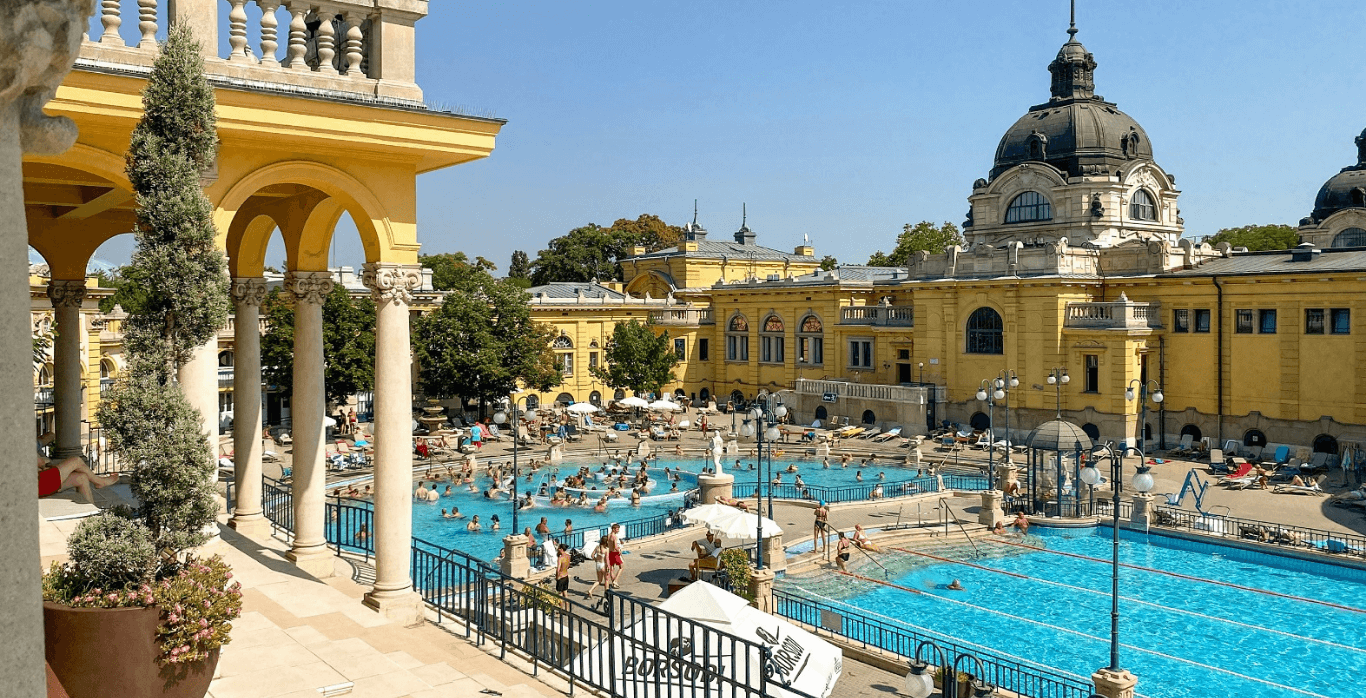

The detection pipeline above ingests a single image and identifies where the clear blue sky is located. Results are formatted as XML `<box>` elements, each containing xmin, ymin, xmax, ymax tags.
<box><xmin>90</xmin><ymin>1</ymin><xmax>1366</xmax><ymax>272</ymax></box>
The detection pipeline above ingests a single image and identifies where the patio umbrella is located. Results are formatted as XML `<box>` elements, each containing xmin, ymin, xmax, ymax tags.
<box><xmin>618</xmin><ymin>396</ymin><xmax>649</xmax><ymax>409</ymax></box>
<box><xmin>707</xmin><ymin>509</ymin><xmax>782</xmax><ymax>543</ymax></box>
<box><xmin>681</xmin><ymin>503</ymin><xmax>735</xmax><ymax>526</ymax></box>
<box><xmin>649</xmin><ymin>399</ymin><xmax>680</xmax><ymax>411</ymax></box>
<box><xmin>566</xmin><ymin>402</ymin><xmax>599</xmax><ymax>414</ymax></box>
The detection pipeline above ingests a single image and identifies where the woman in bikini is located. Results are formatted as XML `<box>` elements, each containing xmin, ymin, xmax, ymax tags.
<box><xmin>587</xmin><ymin>535</ymin><xmax>609</xmax><ymax>598</ymax></box>
<box><xmin>835</xmin><ymin>531</ymin><xmax>852</xmax><ymax>572</ymax></box>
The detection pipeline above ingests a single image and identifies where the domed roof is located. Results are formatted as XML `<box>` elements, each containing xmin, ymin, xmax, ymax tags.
<box><xmin>1025</xmin><ymin>420</ymin><xmax>1093</xmax><ymax>452</ymax></box>
<box><xmin>991</xmin><ymin>35</ymin><xmax>1154</xmax><ymax>180</ymax></box>
<box><xmin>1309</xmin><ymin>128</ymin><xmax>1366</xmax><ymax>223</ymax></box>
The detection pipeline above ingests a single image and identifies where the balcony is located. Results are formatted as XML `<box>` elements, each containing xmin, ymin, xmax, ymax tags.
<box><xmin>81</xmin><ymin>0</ymin><xmax>427</xmax><ymax>105</ymax></box>
<box><xmin>795</xmin><ymin>379</ymin><xmax>927</xmax><ymax>404</ymax></box>
<box><xmin>838</xmin><ymin>305</ymin><xmax>914</xmax><ymax>327</ymax></box>
<box><xmin>219</xmin><ymin>315</ymin><xmax>271</xmax><ymax>338</ymax></box>
<box><xmin>650</xmin><ymin>308</ymin><xmax>715</xmax><ymax>327</ymax></box>
<box><xmin>219</xmin><ymin>368</ymin><xmax>235</xmax><ymax>390</ymax></box>
<box><xmin>35</xmin><ymin>387</ymin><xmax>54</xmax><ymax>406</ymax></box>
<box><xmin>1064</xmin><ymin>294</ymin><xmax>1162</xmax><ymax>330</ymax></box>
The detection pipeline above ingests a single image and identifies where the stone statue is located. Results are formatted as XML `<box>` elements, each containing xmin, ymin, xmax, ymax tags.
<box><xmin>710</xmin><ymin>432</ymin><xmax>724</xmax><ymax>473</ymax></box>
<box><xmin>1090</xmin><ymin>193</ymin><xmax>1104</xmax><ymax>218</ymax></box>
<box><xmin>1</xmin><ymin>0</ymin><xmax>92</xmax><ymax>155</ymax></box>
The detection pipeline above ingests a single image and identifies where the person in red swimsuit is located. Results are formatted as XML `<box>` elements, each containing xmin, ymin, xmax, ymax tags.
<box><xmin>606</xmin><ymin>523</ymin><xmax>625</xmax><ymax>589</ymax></box>
<box><xmin>37</xmin><ymin>453</ymin><xmax>118</xmax><ymax>503</ymax></box>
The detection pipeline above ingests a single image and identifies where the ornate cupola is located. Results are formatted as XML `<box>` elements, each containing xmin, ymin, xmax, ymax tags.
<box><xmin>1048</xmin><ymin>22</ymin><xmax>1098</xmax><ymax>101</ymax></box>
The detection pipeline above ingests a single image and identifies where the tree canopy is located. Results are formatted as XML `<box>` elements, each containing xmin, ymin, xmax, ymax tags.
<box><xmin>818</xmin><ymin>255</ymin><xmax>838</xmax><ymax>271</ymax></box>
<box><xmin>412</xmin><ymin>264</ymin><xmax>561</xmax><ymax>407</ymax></box>
<box><xmin>420</xmin><ymin>252</ymin><xmax>496</xmax><ymax>291</ymax></box>
<box><xmin>590</xmin><ymin>320</ymin><xmax>678</xmax><ymax>397</ymax></box>
<box><xmin>260</xmin><ymin>284</ymin><xmax>376</xmax><ymax>408</ymax></box>
<box><xmin>507</xmin><ymin>250</ymin><xmax>531</xmax><ymax>287</ymax></box>
<box><xmin>96</xmin><ymin>266</ymin><xmax>150</xmax><ymax>314</ymax></box>
<box><xmin>528</xmin><ymin>214</ymin><xmax>685</xmax><ymax>286</ymax></box>
<box><xmin>1204</xmin><ymin>224</ymin><xmax>1299</xmax><ymax>252</ymax></box>
<box><xmin>867</xmin><ymin>221</ymin><xmax>964</xmax><ymax>266</ymax></box>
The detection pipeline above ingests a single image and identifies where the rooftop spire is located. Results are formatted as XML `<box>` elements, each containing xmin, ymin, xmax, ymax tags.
<box><xmin>1049</xmin><ymin>0</ymin><xmax>1097</xmax><ymax>102</ymax></box>
<box><xmin>1068</xmin><ymin>0</ymin><xmax>1077</xmax><ymax>39</ymax></box>
<box><xmin>742</xmin><ymin>202</ymin><xmax>747</xmax><ymax>227</ymax></box>
<box><xmin>692</xmin><ymin>199</ymin><xmax>699</xmax><ymax>226</ymax></box>
<box><xmin>733</xmin><ymin>203</ymin><xmax>756</xmax><ymax>246</ymax></box>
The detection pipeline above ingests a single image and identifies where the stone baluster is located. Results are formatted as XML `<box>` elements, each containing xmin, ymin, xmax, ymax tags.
<box><xmin>342</xmin><ymin>11</ymin><xmax>364</xmax><ymax>77</ymax></box>
<box><xmin>257</xmin><ymin>0</ymin><xmax>281</xmax><ymax>67</ymax></box>
<box><xmin>100</xmin><ymin>0</ymin><xmax>122</xmax><ymax>44</ymax></box>
<box><xmin>284</xmin><ymin>2</ymin><xmax>309</xmax><ymax>70</ymax></box>
<box><xmin>137</xmin><ymin>0</ymin><xmax>158</xmax><ymax>49</ymax></box>
<box><xmin>314</xmin><ymin>6</ymin><xmax>338</xmax><ymax>75</ymax></box>
<box><xmin>227</xmin><ymin>0</ymin><xmax>250</xmax><ymax>61</ymax></box>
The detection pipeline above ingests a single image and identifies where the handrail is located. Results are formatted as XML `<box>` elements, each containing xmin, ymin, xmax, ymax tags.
<box><xmin>940</xmin><ymin>497</ymin><xmax>981</xmax><ymax>559</ymax></box>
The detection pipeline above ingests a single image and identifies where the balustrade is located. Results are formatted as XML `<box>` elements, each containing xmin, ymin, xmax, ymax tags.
<box><xmin>795</xmin><ymin>378</ymin><xmax>926</xmax><ymax>403</ymax></box>
<box><xmin>649</xmin><ymin>308</ymin><xmax>715</xmax><ymax>326</ymax></box>
<box><xmin>838</xmin><ymin>305</ymin><xmax>914</xmax><ymax>327</ymax></box>
<box><xmin>1064</xmin><ymin>300</ymin><xmax>1162</xmax><ymax>330</ymax></box>
<box><xmin>83</xmin><ymin>0</ymin><xmax>425</xmax><ymax>103</ymax></box>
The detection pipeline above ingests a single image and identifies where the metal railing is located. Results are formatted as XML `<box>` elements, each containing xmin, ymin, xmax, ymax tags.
<box><xmin>773</xmin><ymin>588</ymin><xmax>1093</xmax><ymax>698</ymax></box>
<box><xmin>1109</xmin><ymin>500</ymin><xmax>1366</xmax><ymax>561</ymax></box>
<box><xmin>731</xmin><ymin>474</ymin><xmax>988</xmax><ymax>506</ymax></box>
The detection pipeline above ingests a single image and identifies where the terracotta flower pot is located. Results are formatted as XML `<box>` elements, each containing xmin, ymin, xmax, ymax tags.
<box><xmin>44</xmin><ymin>602</ymin><xmax>219</xmax><ymax>698</ymax></box>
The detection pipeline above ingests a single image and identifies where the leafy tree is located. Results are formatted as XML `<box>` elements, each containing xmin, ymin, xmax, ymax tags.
<box><xmin>528</xmin><ymin>214</ymin><xmax>685</xmax><ymax>285</ymax></box>
<box><xmin>96</xmin><ymin>266</ymin><xmax>150</xmax><ymax>314</ymax></box>
<box><xmin>97</xmin><ymin>25</ymin><xmax>229</xmax><ymax>555</ymax></box>
<box><xmin>1205</xmin><ymin>224</ymin><xmax>1298</xmax><ymax>252</ymax></box>
<box><xmin>819</xmin><ymin>255</ymin><xmax>838</xmax><ymax>271</ymax></box>
<box><xmin>412</xmin><ymin>264</ymin><xmax>560</xmax><ymax>408</ymax></box>
<box><xmin>420</xmin><ymin>251</ymin><xmax>496</xmax><ymax>292</ymax></box>
<box><xmin>590</xmin><ymin>320</ymin><xmax>678</xmax><ymax>397</ymax></box>
<box><xmin>867</xmin><ymin>221</ymin><xmax>964</xmax><ymax>266</ymax></box>
<box><xmin>260</xmin><ymin>284</ymin><xmax>376</xmax><ymax>408</ymax></box>
<box><xmin>507</xmin><ymin>250</ymin><xmax>532</xmax><ymax>288</ymax></box>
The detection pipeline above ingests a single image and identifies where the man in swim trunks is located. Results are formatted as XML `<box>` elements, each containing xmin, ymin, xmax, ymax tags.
<box><xmin>1012</xmin><ymin>511</ymin><xmax>1029</xmax><ymax>534</ymax></box>
<box><xmin>607</xmin><ymin>523</ymin><xmax>625</xmax><ymax>589</ymax></box>
<box><xmin>555</xmin><ymin>543</ymin><xmax>571</xmax><ymax>603</ymax></box>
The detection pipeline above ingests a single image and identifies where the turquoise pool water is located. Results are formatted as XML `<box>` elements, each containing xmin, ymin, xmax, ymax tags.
<box><xmin>782</xmin><ymin>526</ymin><xmax>1366</xmax><ymax>698</ymax></box>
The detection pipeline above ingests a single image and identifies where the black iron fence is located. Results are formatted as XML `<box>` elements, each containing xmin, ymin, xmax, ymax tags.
<box><xmin>731</xmin><ymin>473</ymin><xmax>989</xmax><ymax>505</ymax></box>
<box><xmin>1108</xmin><ymin>500</ymin><xmax>1366</xmax><ymax>561</ymax></box>
<box><xmin>773</xmin><ymin>588</ymin><xmax>1093</xmax><ymax>698</ymax></box>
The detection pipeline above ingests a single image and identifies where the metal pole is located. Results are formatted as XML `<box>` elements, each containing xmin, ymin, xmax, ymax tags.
<box><xmin>1109</xmin><ymin>446</ymin><xmax>1122</xmax><ymax>671</ymax></box>
<box><xmin>755</xmin><ymin>411</ymin><xmax>764</xmax><ymax>569</ymax></box>
<box><xmin>986</xmin><ymin>396</ymin><xmax>995</xmax><ymax>489</ymax></box>
<box><xmin>511</xmin><ymin>402</ymin><xmax>519</xmax><ymax>534</ymax></box>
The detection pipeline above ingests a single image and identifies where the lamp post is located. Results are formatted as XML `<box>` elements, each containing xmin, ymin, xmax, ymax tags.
<box><xmin>1124</xmin><ymin>379</ymin><xmax>1163</xmax><ymax>452</ymax></box>
<box><xmin>975</xmin><ymin>379</ymin><xmax>1004</xmax><ymax>489</ymax></box>
<box><xmin>903</xmin><ymin>640</ymin><xmax>996</xmax><ymax>698</ymax></box>
<box><xmin>744</xmin><ymin>392</ymin><xmax>787</xmax><ymax>566</ymax></box>
<box><xmin>1045</xmin><ymin>367</ymin><xmax>1070</xmax><ymax>419</ymax></box>
<box><xmin>1080</xmin><ymin>442</ymin><xmax>1154</xmax><ymax>678</ymax></box>
<box><xmin>493</xmin><ymin>394</ymin><xmax>532</xmax><ymax>535</ymax></box>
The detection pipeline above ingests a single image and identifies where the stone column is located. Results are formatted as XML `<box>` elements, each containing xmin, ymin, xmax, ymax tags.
<box><xmin>749</xmin><ymin>567</ymin><xmax>775</xmax><ymax>613</ymax></box>
<box><xmin>47</xmin><ymin>280</ymin><xmax>86</xmax><ymax>458</ymax></box>
<box><xmin>977</xmin><ymin>489</ymin><xmax>1005</xmax><ymax>528</ymax></box>
<box><xmin>500</xmin><ymin>534</ymin><xmax>530</xmax><ymax>580</ymax></box>
<box><xmin>1130</xmin><ymin>492</ymin><xmax>1155</xmax><ymax>531</ymax></box>
<box><xmin>178</xmin><ymin>335</ymin><xmax>220</xmax><ymax>454</ymax></box>
<box><xmin>697</xmin><ymin>472</ymin><xmax>734</xmax><ymax>504</ymax></box>
<box><xmin>1091</xmin><ymin>668</ymin><xmax>1138</xmax><ymax>698</ymax></box>
<box><xmin>761</xmin><ymin>530</ymin><xmax>785</xmax><ymax>572</ymax></box>
<box><xmin>284</xmin><ymin>271</ymin><xmax>334</xmax><ymax>577</ymax></box>
<box><xmin>1</xmin><ymin>4</ymin><xmax>91</xmax><ymax>694</ymax></box>
<box><xmin>228</xmin><ymin>278</ymin><xmax>268</xmax><ymax>535</ymax></box>
<box><xmin>361</xmin><ymin>263</ymin><xmax>423</xmax><ymax>619</ymax></box>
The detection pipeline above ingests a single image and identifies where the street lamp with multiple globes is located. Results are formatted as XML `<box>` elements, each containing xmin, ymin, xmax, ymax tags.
<box><xmin>743</xmin><ymin>393</ymin><xmax>787</xmax><ymax>565</ymax></box>
<box><xmin>1079</xmin><ymin>442</ymin><xmax>1155</xmax><ymax>681</ymax></box>
<box><xmin>492</xmin><ymin>394</ymin><xmax>533</xmax><ymax>535</ymax></box>
<box><xmin>975</xmin><ymin>379</ymin><xmax>1005</xmax><ymax>489</ymax></box>
<box><xmin>1045</xmin><ymin>367</ymin><xmax>1070</xmax><ymax>419</ymax></box>
<box><xmin>1124</xmin><ymin>379</ymin><xmax>1163</xmax><ymax>452</ymax></box>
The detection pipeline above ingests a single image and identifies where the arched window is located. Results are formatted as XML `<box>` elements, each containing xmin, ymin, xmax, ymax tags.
<box><xmin>37</xmin><ymin>365</ymin><xmax>52</xmax><ymax>387</ymax></box>
<box><xmin>1130</xmin><ymin>189</ymin><xmax>1156</xmax><ymax>221</ymax></box>
<box><xmin>1332</xmin><ymin>228</ymin><xmax>1366</xmax><ymax>248</ymax></box>
<box><xmin>589</xmin><ymin>391</ymin><xmax>601</xmax><ymax>406</ymax></box>
<box><xmin>552</xmin><ymin>335</ymin><xmax>573</xmax><ymax>349</ymax></box>
<box><xmin>526</xmin><ymin>394</ymin><xmax>540</xmax><ymax>409</ymax></box>
<box><xmin>798</xmin><ymin>315</ymin><xmax>824</xmax><ymax>365</ymax></box>
<box><xmin>1005</xmin><ymin>191</ymin><xmax>1052</xmax><ymax>223</ymax></box>
<box><xmin>555</xmin><ymin>392</ymin><xmax>574</xmax><ymax>406</ymax></box>
<box><xmin>730</xmin><ymin>390</ymin><xmax>746</xmax><ymax>408</ymax></box>
<box><xmin>1313</xmin><ymin>434</ymin><xmax>1339</xmax><ymax>455</ymax></box>
<box><xmin>861</xmin><ymin>410</ymin><xmax>876</xmax><ymax>425</ymax></box>
<box><xmin>969</xmin><ymin>412</ymin><xmax>990</xmax><ymax>431</ymax></box>
<box><xmin>1081</xmin><ymin>423</ymin><xmax>1101</xmax><ymax>441</ymax></box>
<box><xmin>99</xmin><ymin>360</ymin><xmax>113</xmax><ymax>379</ymax></box>
<box><xmin>699</xmin><ymin>387</ymin><xmax>710</xmax><ymax>402</ymax></box>
<box><xmin>965</xmin><ymin>307</ymin><xmax>1004</xmax><ymax>355</ymax></box>
<box><xmin>726</xmin><ymin>314</ymin><xmax>750</xmax><ymax>362</ymax></box>
<box><xmin>218</xmin><ymin>350</ymin><xmax>234</xmax><ymax>367</ymax></box>
<box><xmin>814</xmin><ymin>405</ymin><xmax>828</xmax><ymax>422</ymax></box>
<box><xmin>613</xmin><ymin>388</ymin><xmax>625</xmax><ymax>401</ymax></box>
<box><xmin>1180</xmin><ymin>424</ymin><xmax>1202</xmax><ymax>442</ymax></box>
<box><xmin>1243</xmin><ymin>429</ymin><xmax>1267</xmax><ymax>448</ymax></box>
<box><xmin>760</xmin><ymin>314</ymin><xmax>784</xmax><ymax>363</ymax></box>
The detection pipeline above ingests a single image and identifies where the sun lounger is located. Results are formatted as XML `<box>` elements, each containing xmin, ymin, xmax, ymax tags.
<box><xmin>1307</xmin><ymin>538</ymin><xmax>1365</xmax><ymax>555</ymax></box>
<box><xmin>873</xmin><ymin>427</ymin><xmax>902</xmax><ymax>442</ymax></box>
<box><xmin>1274</xmin><ymin>474</ymin><xmax>1328</xmax><ymax>495</ymax></box>
<box><xmin>1271</xmin><ymin>445</ymin><xmax>1291</xmax><ymax>465</ymax></box>
<box><xmin>1169</xmin><ymin>434</ymin><xmax>1194</xmax><ymax>457</ymax></box>
<box><xmin>860</xmin><ymin>427</ymin><xmax>881</xmax><ymax>440</ymax></box>
<box><xmin>1217</xmin><ymin>462</ymin><xmax>1254</xmax><ymax>482</ymax></box>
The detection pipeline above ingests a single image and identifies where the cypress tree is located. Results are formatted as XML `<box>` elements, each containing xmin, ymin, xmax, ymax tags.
<box><xmin>99</xmin><ymin>24</ymin><xmax>230</xmax><ymax>555</ymax></box>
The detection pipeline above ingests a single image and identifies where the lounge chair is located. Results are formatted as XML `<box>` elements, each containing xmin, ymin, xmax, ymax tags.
<box><xmin>1217</xmin><ymin>462</ymin><xmax>1254</xmax><ymax>483</ymax></box>
<box><xmin>1207</xmin><ymin>448</ymin><xmax>1224</xmax><ymax>470</ymax></box>
<box><xmin>1169</xmin><ymin>434</ymin><xmax>1194</xmax><ymax>457</ymax></box>
<box><xmin>1271</xmin><ymin>445</ymin><xmax>1291</xmax><ymax>465</ymax></box>
<box><xmin>1307</xmin><ymin>538</ymin><xmax>1365</xmax><ymax>555</ymax></box>
<box><xmin>860</xmin><ymin>427</ymin><xmax>882</xmax><ymax>440</ymax></box>
<box><xmin>873</xmin><ymin>427</ymin><xmax>902</xmax><ymax>442</ymax></box>
<box><xmin>1274</xmin><ymin>474</ymin><xmax>1328</xmax><ymax>496</ymax></box>
<box><xmin>1245</xmin><ymin>444</ymin><xmax>1264</xmax><ymax>461</ymax></box>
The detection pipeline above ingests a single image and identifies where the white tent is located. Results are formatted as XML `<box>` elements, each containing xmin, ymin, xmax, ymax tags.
<box><xmin>684</xmin><ymin>504</ymin><xmax>781</xmax><ymax>543</ymax></box>
<box><xmin>575</xmin><ymin>582</ymin><xmax>842</xmax><ymax>698</ymax></box>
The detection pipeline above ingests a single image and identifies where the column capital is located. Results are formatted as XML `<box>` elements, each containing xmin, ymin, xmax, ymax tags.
<box><xmin>361</xmin><ymin>263</ymin><xmax>422</xmax><ymax>306</ymax></box>
<box><xmin>46</xmin><ymin>280</ymin><xmax>87</xmax><ymax>309</ymax></box>
<box><xmin>283</xmin><ymin>271</ymin><xmax>334</xmax><ymax>305</ymax></box>
<box><xmin>230</xmin><ymin>277</ymin><xmax>269</xmax><ymax>307</ymax></box>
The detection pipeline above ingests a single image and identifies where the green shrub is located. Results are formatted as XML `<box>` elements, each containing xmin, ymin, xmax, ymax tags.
<box><xmin>66</xmin><ymin>513</ymin><xmax>156</xmax><ymax>590</ymax></box>
<box><xmin>718</xmin><ymin>548</ymin><xmax>754</xmax><ymax>600</ymax></box>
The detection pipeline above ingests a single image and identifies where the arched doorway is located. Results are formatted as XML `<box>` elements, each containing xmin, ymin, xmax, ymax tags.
<box><xmin>1180</xmin><ymin>424</ymin><xmax>1202</xmax><ymax>442</ymax></box>
<box><xmin>1313</xmin><ymin>434</ymin><xmax>1339</xmax><ymax>454</ymax></box>
<box><xmin>699</xmin><ymin>387</ymin><xmax>710</xmax><ymax>402</ymax></box>
<box><xmin>730</xmin><ymin>390</ymin><xmax>745</xmax><ymax>408</ymax></box>
<box><xmin>861</xmin><ymin>410</ymin><xmax>876</xmax><ymax>425</ymax></box>
<box><xmin>526</xmin><ymin>395</ymin><xmax>539</xmax><ymax>409</ymax></box>
<box><xmin>589</xmin><ymin>391</ymin><xmax>601</xmax><ymax>407</ymax></box>
<box><xmin>1081</xmin><ymin>423</ymin><xmax>1101</xmax><ymax>441</ymax></box>
<box><xmin>613</xmin><ymin>389</ymin><xmax>625</xmax><ymax>401</ymax></box>
<box><xmin>969</xmin><ymin>412</ymin><xmax>990</xmax><ymax>431</ymax></box>
<box><xmin>555</xmin><ymin>392</ymin><xmax>574</xmax><ymax>407</ymax></box>
<box><xmin>814</xmin><ymin>405</ymin><xmax>828</xmax><ymax>422</ymax></box>
<box><xmin>1243</xmin><ymin>429</ymin><xmax>1267</xmax><ymax>448</ymax></box>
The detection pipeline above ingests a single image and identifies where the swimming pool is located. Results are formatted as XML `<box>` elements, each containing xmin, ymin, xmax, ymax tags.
<box><xmin>780</xmin><ymin>526</ymin><xmax>1366</xmax><ymax>698</ymax></box>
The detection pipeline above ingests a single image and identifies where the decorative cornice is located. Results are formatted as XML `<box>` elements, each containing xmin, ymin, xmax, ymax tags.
<box><xmin>46</xmin><ymin>280</ymin><xmax>87</xmax><ymax>309</ymax></box>
<box><xmin>283</xmin><ymin>271</ymin><xmax>334</xmax><ymax>306</ymax></box>
<box><xmin>230</xmin><ymin>277</ymin><xmax>269</xmax><ymax>307</ymax></box>
<box><xmin>361</xmin><ymin>263</ymin><xmax>422</xmax><ymax>306</ymax></box>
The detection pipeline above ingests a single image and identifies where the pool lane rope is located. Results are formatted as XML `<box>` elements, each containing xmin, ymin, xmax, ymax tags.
<box><xmin>824</xmin><ymin>572</ymin><xmax>1335</xmax><ymax>698</ymax></box>
<box><xmin>890</xmin><ymin>546</ymin><xmax>1366</xmax><ymax>657</ymax></box>
<box><xmin>983</xmin><ymin>537</ymin><xmax>1366</xmax><ymax>615</ymax></box>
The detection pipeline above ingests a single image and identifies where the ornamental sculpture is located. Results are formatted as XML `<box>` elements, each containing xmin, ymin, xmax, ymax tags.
<box><xmin>283</xmin><ymin>271</ymin><xmax>335</xmax><ymax>305</ymax></box>
<box><xmin>230</xmin><ymin>278</ymin><xmax>269</xmax><ymax>307</ymax></box>
<box><xmin>361</xmin><ymin>263</ymin><xmax>422</xmax><ymax>306</ymax></box>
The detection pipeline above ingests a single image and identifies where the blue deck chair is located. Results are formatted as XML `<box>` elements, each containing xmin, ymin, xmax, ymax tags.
<box><xmin>1272</xmin><ymin>445</ymin><xmax>1291</xmax><ymax>464</ymax></box>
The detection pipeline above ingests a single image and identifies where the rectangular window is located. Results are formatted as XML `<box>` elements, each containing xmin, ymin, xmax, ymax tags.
<box><xmin>1173</xmin><ymin>309</ymin><xmax>1189</xmax><ymax>333</ymax></box>
<box><xmin>1259</xmin><ymin>309</ymin><xmax>1277</xmax><ymax>334</ymax></box>
<box><xmin>589</xmin><ymin>351</ymin><xmax>599</xmax><ymax>368</ymax></box>
<box><xmin>1332</xmin><ymin>308</ymin><xmax>1351</xmax><ymax>335</ymax></box>
<box><xmin>797</xmin><ymin>337</ymin><xmax>823</xmax><ymax>365</ymax></box>
<box><xmin>897</xmin><ymin>349</ymin><xmax>910</xmax><ymax>360</ymax></box>
<box><xmin>764</xmin><ymin>337</ymin><xmax>783</xmax><ymax>363</ymax></box>
<box><xmin>1084</xmin><ymin>354</ymin><xmax>1099</xmax><ymax>393</ymax></box>
<box><xmin>1194</xmin><ymin>309</ymin><xmax>1211</xmax><ymax>333</ymax></box>
<box><xmin>674</xmin><ymin>338</ymin><xmax>686</xmax><ymax>360</ymax></box>
<box><xmin>560</xmin><ymin>353</ymin><xmax>573</xmax><ymax>376</ymax></box>
<box><xmin>848</xmin><ymin>339</ymin><xmax>873</xmax><ymax>369</ymax></box>
<box><xmin>1306</xmin><ymin>309</ymin><xmax>1325</xmax><ymax>335</ymax></box>
<box><xmin>1235</xmin><ymin>309</ymin><xmax>1254</xmax><ymax>334</ymax></box>
<box><xmin>761</xmin><ymin>336</ymin><xmax>771</xmax><ymax>362</ymax></box>
<box><xmin>698</xmin><ymin>338</ymin><xmax>709</xmax><ymax>361</ymax></box>
<box><xmin>727</xmin><ymin>336</ymin><xmax>748</xmax><ymax>361</ymax></box>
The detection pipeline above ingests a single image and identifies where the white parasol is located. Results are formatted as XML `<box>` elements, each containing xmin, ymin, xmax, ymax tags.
<box><xmin>618</xmin><ymin>396</ymin><xmax>649</xmax><ymax>409</ymax></box>
<box><xmin>649</xmin><ymin>399</ymin><xmax>681</xmax><ymax>411</ymax></box>
<box><xmin>706</xmin><ymin>508</ymin><xmax>783</xmax><ymax>543</ymax></box>
<box><xmin>566</xmin><ymin>402</ymin><xmax>599</xmax><ymax>414</ymax></box>
<box><xmin>681</xmin><ymin>503</ymin><xmax>735</xmax><ymax>526</ymax></box>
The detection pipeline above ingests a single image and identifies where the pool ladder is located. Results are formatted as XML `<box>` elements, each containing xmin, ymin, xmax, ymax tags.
<box><xmin>939</xmin><ymin>497</ymin><xmax>981</xmax><ymax>559</ymax></box>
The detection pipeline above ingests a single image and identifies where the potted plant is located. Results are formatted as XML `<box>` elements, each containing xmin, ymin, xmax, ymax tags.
<box><xmin>932</xmin><ymin>666</ymin><xmax>975</xmax><ymax>697</ymax></box>
<box><xmin>718</xmin><ymin>548</ymin><xmax>754</xmax><ymax>600</ymax></box>
<box><xmin>43</xmin><ymin>22</ymin><xmax>234</xmax><ymax>698</ymax></box>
